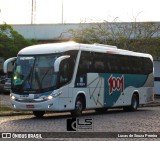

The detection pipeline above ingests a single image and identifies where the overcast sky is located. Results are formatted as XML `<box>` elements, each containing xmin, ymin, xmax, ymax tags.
<box><xmin>0</xmin><ymin>0</ymin><xmax>160</xmax><ymax>24</ymax></box>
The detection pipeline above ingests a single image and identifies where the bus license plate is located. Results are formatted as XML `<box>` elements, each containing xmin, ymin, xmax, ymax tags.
<box><xmin>26</xmin><ymin>105</ymin><xmax>35</xmax><ymax>108</ymax></box>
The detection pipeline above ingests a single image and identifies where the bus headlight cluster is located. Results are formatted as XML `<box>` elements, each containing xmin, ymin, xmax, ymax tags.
<box><xmin>10</xmin><ymin>93</ymin><xmax>16</xmax><ymax>100</ymax></box>
<box><xmin>48</xmin><ymin>95</ymin><xmax>54</xmax><ymax>100</ymax></box>
<box><xmin>47</xmin><ymin>91</ymin><xmax>62</xmax><ymax>100</ymax></box>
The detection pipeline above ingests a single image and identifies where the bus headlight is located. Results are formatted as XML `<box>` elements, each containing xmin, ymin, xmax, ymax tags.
<box><xmin>47</xmin><ymin>91</ymin><xmax>62</xmax><ymax>100</ymax></box>
<box><xmin>10</xmin><ymin>94</ymin><xmax>16</xmax><ymax>100</ymax></box>
<box><xmin>48</xmin><ymin>95</ymin><xmax>54</xmax><ymax>100</ymax></box>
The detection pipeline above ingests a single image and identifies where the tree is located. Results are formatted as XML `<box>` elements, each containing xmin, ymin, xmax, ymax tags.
<box><xmin>0</xmin><ymin>23</ymin><xmax>36</xmax><ymax>58</ymax></box>
<box><xmin>62</xmin><ymin>21</ymin><xmax>160</xmax><ymax>58</ymax></box>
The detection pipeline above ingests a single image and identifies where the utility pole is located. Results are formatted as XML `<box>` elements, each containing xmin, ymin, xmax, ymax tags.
<box><xmin>62</xmin><ymin>0</ymin><xmax>63</xmax><ymax>24</ymax></box>
<box><xmin>31</xmin><ymin>0</ymin><xmax>36</xmax><ymax>24</ymax></box>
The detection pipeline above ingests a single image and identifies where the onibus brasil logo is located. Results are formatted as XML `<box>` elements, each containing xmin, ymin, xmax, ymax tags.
<box><xmin>108</xmin><ymin>75</ymin><xmax>124</xmax><ymax>95</ymax></box>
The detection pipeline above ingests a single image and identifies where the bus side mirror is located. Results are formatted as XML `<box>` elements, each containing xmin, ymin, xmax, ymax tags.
<box><xmin>54</xmin><ymin>55</ymin><xmax>70</xmax><ymax>72</ymax></box>
<box><xmin>3</xmin><ymin>57</ymin><xmax>17</xmax><ymax>73</ymax></box>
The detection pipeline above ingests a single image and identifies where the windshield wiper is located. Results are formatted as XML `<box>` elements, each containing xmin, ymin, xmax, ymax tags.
<box><xmin>19</xmin><ymin>58</ymin><xmax>36</xmax><ymax>91</ymax></box>
<box><xmin>40</xmin><ymin>68</ymin><xmax>51</xmax><ymax>84</ymax></box>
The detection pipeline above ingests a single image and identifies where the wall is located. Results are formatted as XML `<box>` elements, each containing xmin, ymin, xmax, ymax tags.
<box><xmin>12</xmin><ymin>23</ymin><xmax>88</xmax><ymax>40</ymax></box>
<box><xmin>12</xmin><ymin>22</ymin><xmax>160</xmax><ymax>41</ymax></box>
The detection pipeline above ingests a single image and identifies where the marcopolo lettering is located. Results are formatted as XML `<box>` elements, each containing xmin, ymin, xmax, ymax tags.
<box><xmin>108</xmin><ymin>75</ymin><xmax>124</xmax><ymax>95</ymax></box>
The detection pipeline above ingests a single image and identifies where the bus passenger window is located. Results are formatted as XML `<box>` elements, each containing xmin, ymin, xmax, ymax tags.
<box><xmin>59</xmin><ymin>58</ymin><xmax>74</xmax><ymax>87</ymax></box>
<box><xmin>59</xmin><ymin>60</ymin><xmax>69</xmax><ymax>86</ymax></box>
<box><xmin>94</xmin><ymin>61</ymin><xmax>105</xmax><ymax>73</ymax></box>
<box><xmin>77</xmin><ymin>51</ymin><xmax>93</xmax><ymax>76</ymax></box>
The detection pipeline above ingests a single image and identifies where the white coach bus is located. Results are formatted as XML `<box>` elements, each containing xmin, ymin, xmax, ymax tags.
<box><xmin>4</xmin><ymin>42</ymin><xmax>154</xmax><ymax>117</ymax></box>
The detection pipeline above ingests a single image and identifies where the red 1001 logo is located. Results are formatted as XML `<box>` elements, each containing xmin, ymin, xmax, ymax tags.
<box><xmin>108</xmin><ymin>75</ymin><xmax>124</xmax><ymax>95</ymax></box>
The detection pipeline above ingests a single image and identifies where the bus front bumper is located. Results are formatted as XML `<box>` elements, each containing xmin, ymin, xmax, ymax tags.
<box><xmin>11</xmin><ymin>98</ymin><xmax>59</xmax><ymax>111</ymax></box>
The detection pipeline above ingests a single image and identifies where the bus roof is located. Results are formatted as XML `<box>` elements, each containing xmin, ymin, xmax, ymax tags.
<box><xmin>18</xmin><ymin>41</ymin><xmax>152</xmax><ymax>59</ymax></box>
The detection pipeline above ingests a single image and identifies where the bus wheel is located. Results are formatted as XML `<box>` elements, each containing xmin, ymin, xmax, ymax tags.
<box><xmin>33</xmin><ymin>111</ymin><xmax>45</xmax><ymax>118</ymax></box>
<box><xmin>130</xmin><ymin>94</ymin><xmax>139</xmax><ymax>111</ymax></box>
<box><xmin>123</xmin><ymin>94</ymin><xmax>139</xmax><ymax>112</ymax></box>
<box><xmin>71</xmin><ymin>96</ymin><xmax>83</xmax><ymax>117</ymax></box>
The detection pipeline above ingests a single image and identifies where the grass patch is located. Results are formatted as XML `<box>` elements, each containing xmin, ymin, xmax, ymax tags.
<box><xmin>0</xmin><ymin>106</ymin><xmax>33</xmax><ymax>116</ymax></box>
<box><xmin>0</xmin><ymin>106</ymin><xmax>12</xmax><ymax>111</ymax></box>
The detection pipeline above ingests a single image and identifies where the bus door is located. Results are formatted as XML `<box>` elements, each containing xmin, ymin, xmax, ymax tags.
<box><xmin>57</xmin><ymin>57</ymin><xmax>75</xmax><ymax>110</ymax></box>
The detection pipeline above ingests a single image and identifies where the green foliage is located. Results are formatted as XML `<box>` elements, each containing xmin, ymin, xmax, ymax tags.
<box><xmin>0</xmin><ymin>23</ymin><xmax>37</xmax><ymax>58</ymax></box>
<box><xmin>0</xmin><ymin>106</ymin><xmax>11</xmax><ymax>111</ymax></box>
<box><xmin>66</xmin><ymin>22</ymin><xmax>160</xmax><ymax>58</ymax></box>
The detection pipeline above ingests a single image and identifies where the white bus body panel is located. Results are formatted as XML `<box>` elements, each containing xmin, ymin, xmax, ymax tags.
<box><xmin>9</xmin><ymin>42</ymin><xmax>154</xmax><ymax>112</ymax></box>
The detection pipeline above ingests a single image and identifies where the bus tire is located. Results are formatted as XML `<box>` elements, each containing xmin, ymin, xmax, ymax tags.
<box><xmin>123</xmin><ymin>94</ymin><xmax>139</xmax><ymax>112</ymax></box>
<box><xmin>130</xmin><ymin>94</ymin><xmax>139</xmax><ymax>111</ymax></box>
<box><xmin>33</xmin><ymin>111</ymin><xmax>45</xmax><ymax>118</ymax></box>
<box><xmin>71</xmin><ymin>96</ymin><xmax>83</xmax><ymax>117</ymax></box>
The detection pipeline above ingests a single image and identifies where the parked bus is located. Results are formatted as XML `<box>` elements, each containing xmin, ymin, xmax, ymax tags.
<box><xmin>3</xmin><ymin>42</ymin><xmax>154</xmax><ymax>117</ymax></box>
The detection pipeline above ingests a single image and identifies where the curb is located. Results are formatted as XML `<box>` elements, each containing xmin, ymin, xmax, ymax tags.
<box><xmin>0</xmin><ymin>111</ymin><xmax>33</xmax><ymax>117</ymax></box>
<box><xmin>143</xmin><ymin>102</ymin><xmax>160</xmax><ymax>107</ymax></box>
<box><xmin>144</xmin><ymin>95</ymin><xmax>160</xmax><ymax>107</ymax></box>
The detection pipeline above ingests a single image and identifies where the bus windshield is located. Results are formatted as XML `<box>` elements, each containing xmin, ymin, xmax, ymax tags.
<box><xmin>12</xmin><ymin>54</ymin><xmax>60</xmax><ymax>94</ymax></box>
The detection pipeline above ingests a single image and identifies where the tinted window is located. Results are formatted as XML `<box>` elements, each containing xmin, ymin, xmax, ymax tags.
<box><xmin>77</xmin><ymin>51</ymin><xmax>93</xmax><ymax>76</ymax></box>
<box><xmin>93</xmin><ymin>52</ymin><xmax>106</xmax><ymax>73</ymax></box>
<box><xmin>77</xmin><ymin>51</ymin><xmax>153</xmax><ymax>75</ymax></box>
<box><xmin>59</xmin><ymin>57</ymin><xmax>74</xmax><ymax>87</ymax></box>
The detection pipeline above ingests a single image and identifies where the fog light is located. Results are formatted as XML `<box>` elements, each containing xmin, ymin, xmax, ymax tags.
<box><xmin>12</xmin><ymin>104</ymin><xmax>16</xmax><ymax>108</ymax></box>
<box><xmin>48</xmin><ymin>103</ymin><xmax>53</xmax><ymax>108</ymax></box>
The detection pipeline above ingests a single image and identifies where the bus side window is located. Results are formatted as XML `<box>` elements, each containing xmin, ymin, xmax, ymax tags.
<box><xmin>144</xmin><ymin>58</ymin><xmax>153</xmax><ymax>74</ymax></box>
<box><xmin>59</xmin><ymin>59</ymin><xmax>70</xmax><ymax>87</ymax></box>
<box><xmin>107</xmin><ymin>55</ymin><xmax>119</xmax><ymax>73</ymax></box>
<box><xmin>77</xmin><ymin>51</ymin><xmax>92</xmax><ymax>76</ymax></box>
<box><xmin>94</xmin><ymin>61</ymin><xmax>105</xmax><ymax>73</ymax></box>
<box><xmin>93</xmin><ymin>52</ymin><xmax>105</xmax><ymax>73</ymax></box>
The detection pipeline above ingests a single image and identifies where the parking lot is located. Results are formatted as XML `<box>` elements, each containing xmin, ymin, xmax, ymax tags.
<box><xmin>0</xmin><ymin>106</ymin><xmax>160</xmax><ymax>141</ymax></box>
<box><xmin>0</xmin><ymin>94</ymin><xmax>160</xmax><ymax>141</ymax></box>
<box><xmin>0</xmin><ymin>93</ymin><xmax>11</xmax><ymax>107</ymax></box>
